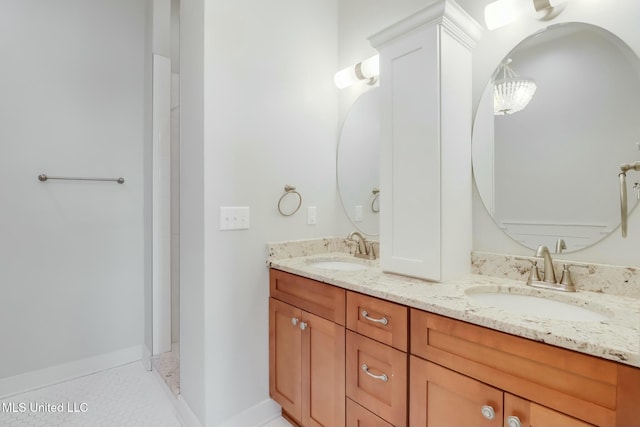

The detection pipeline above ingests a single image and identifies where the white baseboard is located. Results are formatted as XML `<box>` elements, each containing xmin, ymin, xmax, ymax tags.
<box><xmin>148</xmin><ymin>366</ymin><xmax>203</xmax><ymax>427</ymax></box>
<box><xmin>0</xmin><ymin>345</ymin><xmax>142</xmax><ymax>399</ymax></box>
<box><xmin>216</xmin><ymin>398</ymin><xmax>282</xmax><ymax>427</ymax></box>
<box><xmin>176</xmin><ymin>395</ymin><xmax>204</xmax><ymax>427</ymax></box>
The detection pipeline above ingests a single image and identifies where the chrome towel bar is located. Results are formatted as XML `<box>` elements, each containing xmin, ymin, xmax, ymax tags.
<box><xmin>38</xmin><ymin>174</ymin><xmax>125</xmax><ymax>184</ymax></box>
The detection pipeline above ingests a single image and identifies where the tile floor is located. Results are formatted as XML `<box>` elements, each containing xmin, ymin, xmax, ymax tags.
<box><xmin>152</xmin><ymin>344</ymin><xmax>180</xmax><ymax>396</ymax></box>
<box><xmin>0</xmin><ymin>358</ymin><xmax>292</xmax><ymax>427</ymax></box>
<box><xmin>0</xmin><ymin>362</ymin><xmax>183</xmax><ymax>427</ymax></box>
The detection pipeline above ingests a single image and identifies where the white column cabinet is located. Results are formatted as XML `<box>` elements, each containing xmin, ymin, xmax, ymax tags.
<box><xmin>370</xmin><ymin>0</ymin><xmax>482</xmax><ymax>281</ymax></box>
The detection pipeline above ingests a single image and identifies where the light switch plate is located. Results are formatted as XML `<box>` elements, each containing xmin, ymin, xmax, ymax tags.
<box><xmin>219</xmin><ymin>207</ymin><xmax>250</xmax><ymax>230</ymax></box>
<box><xmin>307</xmin><ymin>206</ymin><xmax>317</xmax><ymax>225</ymax></box>
<box><xmin>354</xmin><ymin>205</ymin><xmax>363</xmax><ymax>222</ymax></box>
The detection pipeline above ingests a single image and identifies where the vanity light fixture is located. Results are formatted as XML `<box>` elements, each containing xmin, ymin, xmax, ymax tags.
<box><xmin>493</xmin><ymin>58</ymin><xmax>537</xmax><ymax>115</ymax></box>
<box><xmin>484</xmin><ymin>0</ymin><xmax>568</xmax><ymax>30</ymax></box>
<box><xmin>334</xmin><ymin>54</ymin><xmax>379</xmax><ymax>89</ymax></box>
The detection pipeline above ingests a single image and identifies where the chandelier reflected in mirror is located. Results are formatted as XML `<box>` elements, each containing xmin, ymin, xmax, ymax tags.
<box><xmin>493</xmin><ymin>58</ymin><xmax>537</xmax><ymax>115</ymax></box>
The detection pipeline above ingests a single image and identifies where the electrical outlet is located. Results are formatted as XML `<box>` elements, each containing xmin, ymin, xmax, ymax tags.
<box><xmin>219</xmin><ymin>207</ymin><xmax>250</xmax><ymax>230</ymax></box>
<box><xmin>308</xmin><ymin>206</ymin><xmax>317</xmax><ymax>225</ymax></box>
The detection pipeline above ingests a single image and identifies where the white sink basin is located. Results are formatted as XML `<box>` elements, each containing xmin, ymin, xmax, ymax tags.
<box><xmin>307</xmin><ymin>259</ymin><xmax>370</xmax><ymax>271</ymax></box>
<box><xmin>466</xmin><ymin>291</ymin><xmax>610</xmax><ymax>322</ymax></box>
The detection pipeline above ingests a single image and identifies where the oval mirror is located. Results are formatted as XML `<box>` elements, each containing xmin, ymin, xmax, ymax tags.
<box><xmin>473</xmin><ymin>23</ymin><xmax>640</xmax><ymax>253</ymax></box>
<box><xmin>337</xmin><ymin>88</ymin><xmax>380</xmax><ymax>236</ymax></box>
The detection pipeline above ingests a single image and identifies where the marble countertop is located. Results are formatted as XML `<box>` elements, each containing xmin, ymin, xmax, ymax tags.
<box><xmin>269</xmin><ymin>252</ymin><xmax>640</xmax><ymax>368</ymax></box>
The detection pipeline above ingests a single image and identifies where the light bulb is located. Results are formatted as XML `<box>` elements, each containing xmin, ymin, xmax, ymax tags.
<box><xmin>334</xmin><ymin>67</ymin><xmax>359</xmax><ymax>89</ymax></box>
<box><xmin>485</xmin><ymin>0</ymin><xmax>535</xmax><ymax>30</ymax></box>
<box><xmin>360</xmin><ymin>55</ymin><xmax>379</xmax><ymax>79</ymax></box>
<box><xmin>485</xmin><ymin>0</ymin><xmax>569</xmax><ymax>30</ymax></box>
<box><xmin>334</xmin><ymin>54</ymin><xmax>380</xmax><ymax>89</ymax></box>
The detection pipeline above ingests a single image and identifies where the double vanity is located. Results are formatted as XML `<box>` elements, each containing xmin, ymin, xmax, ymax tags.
<box><xmin>271</xmin><ymin>0</ymin><xmax>640</xmax><ymax>425</ymax></box>
<box><xmin>267</xmin><ymin>239</ymin><xmax>640</xmax><ymax>427</ymax></box>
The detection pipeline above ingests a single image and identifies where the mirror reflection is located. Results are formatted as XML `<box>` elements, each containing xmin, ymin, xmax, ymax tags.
<box><xmin>337</xmin><ymin>88</ymin><xmax>380</xmax><ymax>236</ymax></box>
<box><xmin>473</xmin><ymin>23</ymin><xmax>640</xmax><ymax>252</ymax></box>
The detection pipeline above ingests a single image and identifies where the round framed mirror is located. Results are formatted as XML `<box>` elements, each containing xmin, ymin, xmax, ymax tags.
<box><xmin>337</xmin><ymin>88</ymin><xmax>380</xmax><ymax>236</ymax></box>
<box><xmin>472</xmin><ymin>23</ymin><xmax>640</xmax><ymax>253</ymax></box>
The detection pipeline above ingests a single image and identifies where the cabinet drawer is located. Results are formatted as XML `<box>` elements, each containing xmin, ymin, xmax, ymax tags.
<box><xmin>270</xmin><ymin>269</ymin><xmax>346</xmax><ymax>325</ymax></box>
<box><xmin>346</xmin><ymin>398</ymin><xmax>393</xmax><ymax>427</ymax></box>
<box><xmin>346</xmin><ymin>291</ymin><xmax>408</xmax><ymax>351</ymax></box>
<box><xmin>346</xmin><ymin>331</ymin><xmax>407</xmax><ymax>426</ymax></box>
<box><xmin>410</xmin><ymin>310</ymin><xmax>623</xmax><ymax>426</ymax></box>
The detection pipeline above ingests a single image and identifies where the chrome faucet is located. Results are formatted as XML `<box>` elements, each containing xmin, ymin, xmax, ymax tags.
<box><xmin>347</xmin><ymin>231</ymin><xmax>376</xmax><ymax>260</ymax></box>
<box><xmin>555</xmin><ymin>238</ymin><xmax>567</xmax><ymax>254</ymax></box>
<box><xmin>527</xmin><ymin>245</ymin><xmax>576</xmax><ymax>292</ymax></box>
<box><xmin>535</xmin><ymin>245</ymin><xmax>557</xmax><ymax>284</ymax></box>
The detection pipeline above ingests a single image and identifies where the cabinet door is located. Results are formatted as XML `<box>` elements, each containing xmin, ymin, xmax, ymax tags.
<box><xmin>269</xmin><ymin>298</ymin><xmax>303</xmax><ymax>422</ymax></box>
<box><xmin>504</xmin><ymin>394</ymin><xmax>595</xmax><ymax>427</ymax></box>
<box><xmin>410</xmin><ymin>356</ymin><xmax>503</xmax><ymax>427</ymax></box>
<box><xmin>302</xmin><ymin>311</ymin><xmax>345</xmax><ymax>427</ymax></box>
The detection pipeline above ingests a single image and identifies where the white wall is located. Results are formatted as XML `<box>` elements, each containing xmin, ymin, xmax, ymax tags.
<box><xmin>201</xmin><ymin>1</ymin><xmax>339</xmax><ymax>424</ymax></box>
<box><xmin>0</xmin><ymin>0</ymin><xmax>146</xmax><ymax>380</ymax></box>
<box><xmin>170</xmin><ymin>0</ymin><xmax>181</xmax><ymax>346</ymax></box>
<box><xmin>180</xmin><ymin>0</ymin><xmax>206</xmax><ymax>423</ymax></box>
<box><xmin>466</xmin><ymin>0</ymin><xmax>640</xmax><ymax>266</ymax></box>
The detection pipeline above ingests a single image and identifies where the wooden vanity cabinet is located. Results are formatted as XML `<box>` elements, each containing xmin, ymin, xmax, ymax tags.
<box><xmin>409</xmin><ymin>310</ymin><xmax>640</xmax><ymax>427</ymax></box>
<box><xmin>345</xmin><ymin>292</ymin><xmax>408</xmax><ymax>426</ymax></box>
<box><xmin>269</xmin><ymin>270</ymin><xmax>640</xmax><ymax>427</ymax></box>
<box><xmin>269</xmin><ymin>270</ymin><xmax>346</xmax><ymax>427</ymax></box>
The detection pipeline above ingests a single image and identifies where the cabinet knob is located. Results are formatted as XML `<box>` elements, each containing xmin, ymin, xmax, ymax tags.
<box><xmin>291</xmin><ymin>317</ymin><xmax>299</xmax><ymax>326</ymax></box>
<box><xmin>507</xmin><ymin>416</ymin><xmax>522</xmax><ymax>427</ymax></box>
<box><xmin>361</xmin><ymin>310</ymin><xmax>389</xmax><ymax>326</ymax></box>
<box><xmin>299</xmin><ymin>322</ymin><xmax>308</xmax><ymax>331</ymax></box>
<box><xmin>480</xmin><ymin>405</ymin><xmax>496</xmax><ymax>420</ymax></box>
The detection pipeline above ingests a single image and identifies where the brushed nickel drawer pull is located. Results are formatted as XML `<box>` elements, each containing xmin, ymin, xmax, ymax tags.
<box><xmin>361</xmin><ymin>310</ymin><xmax>388</xmax><ymax>326</ymax></box>
<box><xmin>361</xmin><ymin>364</ymin><xmax>388</xmax><ymax>382</ymax></box>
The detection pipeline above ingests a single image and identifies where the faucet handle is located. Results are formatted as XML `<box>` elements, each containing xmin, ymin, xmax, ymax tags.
<box><xmin>526</xmin><ymin>259</ymin><xmax>542</xmax><ymax>285</ymax></box>
<box><xmin>364</xmin><ymin>241</ymin><xmax>378</xmax><ymax>260</ymax></box>
<box><xmin>515</xmin><ymin>257</ymin><xmax>543</xmax><ymax>284</ymax></box>
<box><xmin>559</xmin><ymin>264</ymin><xmax>576</xmax><ymax>291</ymax></box>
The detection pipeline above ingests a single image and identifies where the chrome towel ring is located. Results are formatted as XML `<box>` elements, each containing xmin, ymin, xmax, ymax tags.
<box><xmin>278</xmin><ymin>185</ymin><xmax>302</xmax><ymax>216</ymax></box>
<box><xmin>619</xmin><ymin>161</ymin><xmax>640</xmax><ymax>237</ymax></box>
<box><xmin>371</xmin><ymin>188</ymin><xmax>380</xmax><ymax>213</ymax></box>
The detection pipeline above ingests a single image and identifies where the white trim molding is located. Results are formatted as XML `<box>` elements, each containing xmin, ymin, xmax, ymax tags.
<box><xmin>216</xmin><ymin>399</ymin><xmax>282</xmax><ymax>427</ymax></box>
<box><xmin>369</xmin><ymin>0</ymin><xmax>483</xmax><ymax>51</ymax></box>
<box><xmin>0</xmin><ymin>346</ymin><xmax>142</xmax><ymax>399</ymax></box>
